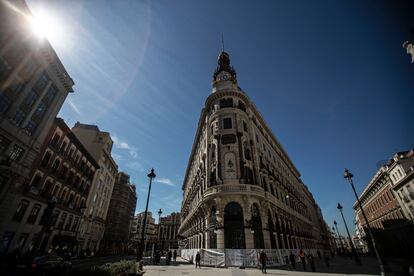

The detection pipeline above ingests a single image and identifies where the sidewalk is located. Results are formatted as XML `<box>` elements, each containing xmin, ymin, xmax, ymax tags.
<box><xmin>142</xmin><ymin>255</ymin><xmax>409</xmax><ymax>276</ymax></box>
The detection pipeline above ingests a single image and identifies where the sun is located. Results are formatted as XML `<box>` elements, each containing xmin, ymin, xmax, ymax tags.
<box><xmin>28</xmin><ymin>9</ymin><xmax>63</xmax><ymax>44</ymax></box>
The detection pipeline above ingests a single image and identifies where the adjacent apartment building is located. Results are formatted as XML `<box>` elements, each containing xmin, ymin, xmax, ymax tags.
<box><xmin>354</xmin><ymin>150</ymin><xmax>414</xmax><ymax>257</ymax></box>
<box><xmin>11</xmin><ymin>118</ymin><xmax>98</xmax><ymax>254</ymax></box>
<box><xmin>130</xmin><ymin>212</ymin><xmax>157</xmax><ymax>254</ymax></box>
<box><xmin>101</xmin><ymin>172</ymin><xmax>137</xmax><ymax>254</ymax></box>
<box><xmin>158</xmin><ymin>212</ymin><xmax>180</xmax><ymax>250</ymax></box>
<box><xmin>72</xmin><ymin>123</ymin><xmax>118</xmax><ymax>253</ymax></box>
<box><xmin>0</xmin><ymin>0</ymin><xmax>74</xmax><ymax>253</ymax></box>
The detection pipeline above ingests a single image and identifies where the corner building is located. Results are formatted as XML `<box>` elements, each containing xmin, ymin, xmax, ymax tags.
<box><xmin>179</xmin><ymin>51</ymin><xmax>329</xmax><ymax>251</ymax></box>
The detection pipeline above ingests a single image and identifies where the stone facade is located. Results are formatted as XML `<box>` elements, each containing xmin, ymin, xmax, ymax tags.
<box><xmin>101</xmin><ymin>172</ymin><xmax>137</xmax><ymax>254</ymax></box>
<box><xmin>158</xmin><ymin>212</ymin><xmax>180</xmax><ymax>250</ymax></box>
<box><xmin>5</xmin><ymin>118</ymin><xmax>98</xmax><ymax>254</ymax></box>
<box><xmin>389</xmin><ymin>150</ymin><xmax>414</xmax><ymax>220</ymax></box>
<box><xmin>72</xmin><ymin>123</ymin><xmax>118</xmax><ymax>252</ymax></box>
<box><xmin>179</xmin><ymin>51</ymin><xmax>329</xmax><ymax>250</ymax></box>
<box><xmin>354</xmin><ymin>165</ymin><xmax>407</xmax><ymax>234</ymax></box>
<box><xmin>353</xmin><ymin>150</ymin><xmax>414</xmax><ymax>256</ymax></box>
<box><xmin>0</xmin><ymin>0</ymin><xmax>74</xmax><ymax>253</ymax></box>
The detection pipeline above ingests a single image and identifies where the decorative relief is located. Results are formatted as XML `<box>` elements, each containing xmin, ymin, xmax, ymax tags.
<box><xmin>224</xmin><ymin>152</ymin><xmax>237</xmax><ymax>179</ymax></box>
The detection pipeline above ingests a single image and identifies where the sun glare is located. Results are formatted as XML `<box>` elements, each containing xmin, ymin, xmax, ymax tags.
<box><xmin>28</xmin><ymin>9</ymin><xmax>63</xmax><ymax>44</ymax></box>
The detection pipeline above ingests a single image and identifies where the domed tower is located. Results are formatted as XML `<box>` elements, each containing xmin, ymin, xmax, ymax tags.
<box><xmin>179</xmin><ymin>51</ymin><xmax>328</xmax><ymax>259</ymax></box>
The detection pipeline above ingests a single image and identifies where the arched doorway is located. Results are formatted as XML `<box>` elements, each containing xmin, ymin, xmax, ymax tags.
<box><xmin>268</xmin><ymin>210</ymin><xmax>277</xmax><ymax>249</ymax></box>
<box><xmin>224</xmin><ymin>202</ymin><xmax>245</xmax><ymax>249</ymax></box>
<box><xmin>251</xmin><ymin>204</ymin><xmax>264</xmax><ymax>249</ymax></box>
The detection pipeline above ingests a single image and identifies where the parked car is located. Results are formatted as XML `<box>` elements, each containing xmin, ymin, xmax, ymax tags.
<box><xmin>29</xmin><ymin>253</ymin><xmax>71</xmax><ymax>275</ymax></box>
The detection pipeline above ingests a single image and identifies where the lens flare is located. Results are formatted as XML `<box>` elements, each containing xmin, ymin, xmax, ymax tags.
<box><xmin>28</xmin><ymin>9</ymin><xmax>63</xmax><ymax>44</ymax></box>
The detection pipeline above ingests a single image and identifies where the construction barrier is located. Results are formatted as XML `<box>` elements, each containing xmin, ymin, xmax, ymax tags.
<box><xmin>180</xmin><ymin>248</ymin><xmax>321</xmax><ymax>267</ymax></box>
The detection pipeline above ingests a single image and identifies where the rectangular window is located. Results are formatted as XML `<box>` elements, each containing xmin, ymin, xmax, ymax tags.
<box><xmin>243</xmin><ymin>121</ymin><xmax>247</xmax><ymax>132</ymax></box>
<box><xmin>9</xmin><ymin>144</ymin><xmax>24</xmax><ymax>161</ymax></box>
<box><xmin>11</xmin><ymin>109</ymin><xmax>26</xmax><ymax>126</ymax></box>
<box><xmin>219</xmin><ymin>98</ymin><xmax>233</xmax><ymax>108</ymax></box>
<box><xmin>222</xmin><ymin>118</ymin><xmax>232</xmax><ymax>129</ymax></box>
<box><xmin>25</xmin><ymin>120</ymin><xmax>38</xmax><ymax>135</ymax></box>
<box><xmin>12</xmin><ymin>200</ymin><xmax>29</xmax><ymax>222</ymax></box>
<box><xmin>0</xmin><ymin>94</ymin><xmax>11</xmax><ymax>114</ymax></box>
<box><xmin>58</xmin><ymin>212</ymin><xmax>67</xmax><ymax>229</ymax></box>
<box><xmin>43</xmin><ymin>85</ymin><xmax>57</xmax><ymax>105</ymax></box>
<box><xmin>0</xmin><ymin>232</ymin><xmax>15</xmax><ymax>253</ymax></box>
<box><xmin>0</xmin><ymin>134</ymin><xmax>11</xmax><ymax>154</ymax></box>
<box><xmin>26</xmin><ymin>204</ymin><xmax>41</xmax><ymax>224</ymax></box>
<box><xmin>33</xmin><ymin>73</ymin><xmax>50</xmax><ymax>93</ymax></box>
<box><xmin>21</xmin><ymin>90</ymin><xmax>38</xmax><ymax>111</ymax></box>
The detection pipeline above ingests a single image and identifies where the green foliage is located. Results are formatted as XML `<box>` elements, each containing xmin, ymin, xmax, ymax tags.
<box><xmin>98</xmin><ymin>260</ymin><xmax>136</xmax><ymax>275</ymax></box>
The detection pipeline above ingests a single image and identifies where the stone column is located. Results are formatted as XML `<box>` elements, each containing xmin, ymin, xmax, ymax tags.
<box><xmin>244</xmin><ymin>208</ymin><xmax>254</xmax><ymax>249</ymax></box>
<box><xmin>274</xmin><ymin>232</ymin><xmax>280</xmax><ymax>249</ymax></box>
<box><xmin>216</xmin><ymin>209</ymin><xmax>224</xmax><ymax>249</ymax></box>
<box><xmin>204</xmin><ymin>215</ymin><xmax>210</xmax><ymax>249</ymax></box>
<box><xmin>262</xmin><ymin>211</ymin><xmax>271</xmax><ymax>249</ymax></box>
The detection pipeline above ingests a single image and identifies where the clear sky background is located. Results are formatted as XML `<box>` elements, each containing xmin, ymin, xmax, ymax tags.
<box><xmin>27</xmin><ymin>0</ymin><xmax>414</xmax><ymax>234</ymax></box>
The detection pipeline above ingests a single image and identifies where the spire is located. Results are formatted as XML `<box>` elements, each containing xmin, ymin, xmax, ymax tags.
<box><xmin>221</xmin><ymin>33</ymin><xmax>225</xmax><ymax>52</ymax></box>
<box><xmin>213</xmin><ymin>36</ymin><xmax>237</xmax><ymax>82</ymax></box>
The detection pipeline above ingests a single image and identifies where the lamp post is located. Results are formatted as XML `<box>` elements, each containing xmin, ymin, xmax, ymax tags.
<box><xmin>333</xmin><ymin>220</ymin><xmax>345</xmax><ymax>255</ymax></box>
<box><xmin>137</xmin><ymin>168</ymin><xmax>156</xmax><ymax>261</ymax></box>
<box><xmin>344</xmin><ymin>169</ymin><xmax>390</xmax><ymax>275</ymax></box>
<box><xmin>337</xmin><ymin>203</ymin><xmax>361</xmax><ymax>265</ymax></box>
<box><xmin>158</xmin><ymin>208</ymin><xmax>162</xmax><ymax>250</ymax></box>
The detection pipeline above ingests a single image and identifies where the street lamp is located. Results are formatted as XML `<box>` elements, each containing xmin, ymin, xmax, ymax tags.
<box><xmin>137</xmin><ymin>168</ymin><xmax>156</xmax><ymax>261</ymax></box>
<box><xmin>333</xmin><ymin>220</ymin><xmax>345</xmax><ymax>255</ymax></box>
<box><xmin>344</xmin><ymin>169</ymin><xmax>390</xmax><ymax>275</ymax></box>
<box><xmin>158</xmin><ymin>208</ymin><xmax>162</xmax><ymax>250</ymax></box>
<box><xmin>337</xmin><ymin>203</ymin><xmax>361</xmax><ymax>265</ymax></box>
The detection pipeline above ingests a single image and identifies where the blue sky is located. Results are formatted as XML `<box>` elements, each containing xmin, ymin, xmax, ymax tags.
<box><xmin>27</xmin><ymin>0</ymin><xmax>414</xmax><ymax>234</ymax></box>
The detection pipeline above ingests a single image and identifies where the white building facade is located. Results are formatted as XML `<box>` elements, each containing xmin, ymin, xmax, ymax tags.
<box><xmin>179</xmin><ymin>51</ymin><xmax>329</xmax><ymax>252</ymax></box>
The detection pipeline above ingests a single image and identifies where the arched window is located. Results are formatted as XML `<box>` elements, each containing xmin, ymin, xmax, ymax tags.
<box><xmin>224</xmin><ymin>202</ymin><xmax>245</xmax><ymax>249</ymax></box>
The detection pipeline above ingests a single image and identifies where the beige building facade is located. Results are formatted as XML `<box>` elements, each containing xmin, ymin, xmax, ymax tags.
<box><xmin>353</xmin><ymin>150</ymin><xmax>414</xmax><ymax>257</ymax></box>
<box><xmin>0</xmin><ymin>0</ymin><xmax>74</xmax><ymax>253</ymax></box>
<box><xmin>130</xmin><ymin>212</ymin><xmax>157</xmax><ymax>253</ymax></box>
<box><xmin>158</xmin><ymin>212</ymin><xmax>180</xmax><ymax>250</ymax></box>
<box><xmin>72</xmin><ymin>123</ymin><xmax>118</xmax><ymax>252</ymax></box>
<box><xmin>389</xmin><ymin>150</ymin><xmax>414</xmax><ymax>220</ymax></box>
<box><xmin>179</xmin><ymin>51</ymin><xmax>329</xmax><ymax>250</ymax></box>
<box><xmin>101</xmin><ymin>172</ymin><xmax>137</xmax><ymax>254</ymax></box>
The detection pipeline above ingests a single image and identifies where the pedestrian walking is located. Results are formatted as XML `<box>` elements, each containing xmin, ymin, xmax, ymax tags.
<box><xmin>324</xmin><ymin>252</ymin><xmax>330</xmax><ymax>267</ymax></box>
<box><xmin>307</xmin><ymin>254</ymin><xmax>315</xmax><ymax>272</ymax></box>
<box><xmin>259</xmin><ymin>250</ymin><xmax>267</xmax><ymax>274</ymax></box>
<box><xmin>298</xmin><ymin>249</ymin><xmax>306</xmax><ymax>271</ymax></box>
<box><xmin>168</xmin><ymin>250</ymin><xmax>172</xmax><ymax>265</ymax></box>
<box><xmin>289</xmin><ymin>252</ymin><xmax>296</xmax><ymax>270</ymax></box>
<box><xmin>284</xmin><ymin>255</ymin><xmax>290</xmax><ymax>270</ymax></box>
<box><xmin>195</xmin><ymin>251</ymin><xmax>201</xmax><ymax>268</ymax></box>
<box><xmin>173</xmin><ymin>250</ymin><xmax>177</xmax><ymax>263</ymax></box>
